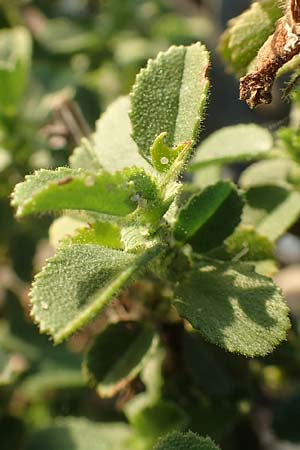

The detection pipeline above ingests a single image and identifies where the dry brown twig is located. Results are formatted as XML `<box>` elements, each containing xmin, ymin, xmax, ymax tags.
<box><xmin>240</xmin><ymin>0</ymin><xmax>300</xmax><ymax>108</ymax></box>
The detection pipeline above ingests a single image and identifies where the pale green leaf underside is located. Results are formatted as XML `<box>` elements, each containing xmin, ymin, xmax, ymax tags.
<box><xmin>93</xmin><ymin>96</ymin><xmax>152</xmax><ymax>172</ymax></box>
<box><xmin>219</xmin><ymin>0</ymin><xmax>281</xmax><ymax>76</ymax></box>
<box><xmin>240</xmin><ymin>159</ymin><xmax>300</xmax><ymax>189</ymax></box>
<box><xmin>25</xmin><ymin>418</ymin><xmax>131</xmax><ymax>450</ymax></box>
<box><xmin>152</xmin><ymin>431</ymin><xmax>220</xmax><ymax>450</ymax></box>
<box><xmin>30</xmin><ymin>245</ymin><xmax>135</xmax><ymax>343</ymax></box>
<box><xmin>83</xmin><ymin>322</ymin><xmax>157</xmax><ymax>397</ymax></box>
<box><xmin>174</xmin><ymin>262</ymin><xmax>290</xmax><ymax>357</ymax></box>
<box><xmin>243</xmin><ymin>186</ymin><xmax>300</xmax><ymax>242</ymax></box>
<box><xmin>173</xmin><ymin>181</ymin><xmax>243</xmax><ymax>252</ymax></box>
<box><xmin>191</xmin><ymin>124</ymin><xmax>273</xmax><ymax>169</ymax></box>
<box><xmin>69</xmin><ymin>138</ymin><xmax>102</xmax><ymax>172</ymax></box>
<box><xmin>49</xmin><ymin>216</ymin><xmax>87</xmax><ymax>249</ymax></box>
<box><xmin>12</xmin><ymin>167</ymin><xmax>153</xmax><ymax>218</ymax></box>
<box><xmin>30</xmin><ymin>244</ymin><xmax>162</xmax><ymax>343</ymax></box>
<box><xmin>130</xmin><ymin>43</ymin><xmax>210</xmax><ymax>160</ymax></box>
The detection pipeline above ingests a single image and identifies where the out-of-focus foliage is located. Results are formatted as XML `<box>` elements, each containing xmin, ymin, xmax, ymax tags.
<box><xmin>3</xmin><ymin>2</ymin><xmax>300</xmax><ymax>450</ymax></box>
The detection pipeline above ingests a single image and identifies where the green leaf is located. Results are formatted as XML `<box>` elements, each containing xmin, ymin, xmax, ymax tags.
<box><xmin>152</xmin><ymin>431</ymin><xmax>220</xmax><ymax>450</ymax></box>
<box><xmin>69</xmin><ymin>138</ymin><xmax>102</xmax><ymax>172</ymax></box>
<box><xmin>174</xmin><ymin>261</ymin><xmax>290</xmax><ymax>356</ymax></box>
<box><xmin>130</xmin><ymin>43</ymin><xmax>210</xmax><ymax>161</ymax></box>
<box><xmin>0</xmin><ymin>148</ymin><xmax>12</xmax><ymax>172</ymax></box>
<box><xmin>225</xmin><ymin>225</ymin><xmax>275</xmax><ymax>261</ymax></box>
<box><xmin>243</xmin><ymin>186</ymin><xmax>300</xmax><ymax>241</ymax></box>
<box><xmin>83</xmin><ymin>322</ymin><xmax>158</xmax><ymax>397</ymax></box>
<box><xmin>150</xmin><ymin>132</ymin><xmax>188</xmax><ymax>173</ymax></box>
<box><xmin>240</xmin><ymin>159</ymin><xmax>300</xmax><ymax>189</ymax></box>
<box><xmin>173</xmin><ymin>181</ymin><xmax>244</xmax><ymax>252</ymax></box>
<box><xmin>18</xmin><ymin>368</ymin><xmax>84</xmax><ymax>398</ymax></box>
<box><xmin>49</xmin><ymin>216</ymin><xmax>87</xmax><ymax>249</ymax></box>
<box><xmin>12</xmin><ymin>167</ymin><xmax>157</xmax><ymax>218</ymax></box>
<box><xmin>93</xmin><ymin>96</ymin><xmax>151</xmax><ymax>172</ymax></box>
<box><xmin>0</xmin><ymin>349</ymin><xmax>23</xmax><ymax>386</ymax></box>
<box><xmin>30</xmin><ymin>244</ymin><xmax>162</xmax><ymax>343</ymax></box>
<box><xmin>219</xmin><ymin>0</ymin><xmax>282</xmax><ymax>76</ymax></box>
<box><xmin>70</xmin><ymin>222</ymin><xmax>123</xmax><ymax>249</ymax></box>
<box><xmin>191</xmin><ymin>124</ymin><xmax>273</xmax><ymax>170</ymax></box>
<box><xmin>25</xmin><ymin>418</ymin><xmax>131</xmax><ymax>450</ymax></box>
<box><xmin>193</xmin><ymin>165</ymin><xmax>221</xmax><ymax>189</ymax></box>
<box><xmin>129</xmin><ymin>401</ymin><xmax>188</xmax><ymax>450</ymax></box>
<box><xmin>0</xmin><ymin>27</ymin><xmax>32</xmax><ymax>116</ymax></box>
<box><xmin>35</xmin><ymin>18</ymin><xmax>100</xmax><ymax>54</ymax></box>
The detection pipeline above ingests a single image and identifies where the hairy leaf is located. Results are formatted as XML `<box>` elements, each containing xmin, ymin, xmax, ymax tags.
<box><xmin>69</xmin><ymin>138</ymin><xmax>102</xmax><ymax>172</ymax></box>
<box><xmin>25</xmin><ymin>418</ymin><xmax>131</xmax><ymax>450</ymax></box>
<box><xmin>150</xmin><ymin>132</ymin><xmax>188</xmax><ymax>173</ymax></box>
<box><xmin>225</xmin><ymin>225</ymin><xmax>275</xmax><ymax>261</ymax></box>
<box><xmin>219</xmin><ymin>0</ymin><xmax>282</xmax><ymax>76</ymax></box>
<box><xmin>240</xmin><ymin>159</ymin><xmax>300</xmax><ymax>189</ymax></box>
<box><xmin>83</xmin><ymin>322</ymin><xmax>157</xmax><ymax>397</ymax></box>
<box><xmin>243</xmin><ymin>186</ymin><xmax>300</xmax><ymax>241</ymax></box>
<box><xmin>70</xmin><ymin>222</ymin><xmax>123</xmax><ymax>249</ymax></box>
<box><xmin>152</xmin><ymin>431</ymin><xmax>220</xmax><ymax>450</ymax></box>
<box><xmin>130</xmin><ymin>43</ymin><xmax>210</xmax><ymax>161</ymax></box>
<box><xmin>191</xmin><ymin>124</ymin><xmax>273</xmax><ymax>169</ymax></box>
<box><xmin>174</xmin><ymin>262</ymin><xmax>290</xmax><ymax>356</ymax></box>
<box><xmin>173</xmin><ymin>181</ymin><xmax>244</xmax><ymax>252</ymax></box>
<box><xmin>12</xmin><ymin>167</ymin><xmax>157</xmax><ymax>218</ymax></box>
<box><xmin>93</xmin><ymin>96</ymin><xmax>151</xmax><ymax>172</ymax></box>
<box><xmin>30</xmin><ymin>244</ymin><xmax>162</xmax><ymax>343</ymax></box>
<box><xmin>49</xmin><ymin>216</ymin><xmax>87</xmax><ymax>248</ymax></box>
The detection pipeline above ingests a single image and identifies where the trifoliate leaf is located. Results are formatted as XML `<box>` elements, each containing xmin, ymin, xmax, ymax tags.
<box><xmin>25</xmin><ymin>418</ymin><xmax>131</xmax><ymax>450</ymax></box>
<box><xmin>174</xmin><ymin>261</ymin><xmax>290</xmax><ymax>357</ymax></box>
<box><xmin>12</xmin><ymin>167</ymin><xmax>158</xmax><ymax>218</ymax></box>
<box><xmin>240</xmin><ymin>159</ymin><xmax>300</xmax><ymax>189</ymax></box>
<box><xmin>173</xmin><ymin>181</ymin><xmax>244</xmax><ymax>252</ymax></box>
<box><xmin>191</xmin><ymin>124</ymin><xmax>273</xmax><ymax>170</ymax></box>
<box><xmin>0</xmin><ymin>27</ymin><xmax>32</xmax><ymax>116</ymax></box>
<box><xmin>83</xmin><ymin>322</ymin><xmax>158</xmax><ymax>397</ymax></box>
<box><xmin>130</xmin><ymin>43</ymin><xmax>210</xmax><ymax>161</ymax></box>
<box><xmin>152</xmin><ymin>431</ymin><xmax>220</xmax><ymax>450</ymax></box>
<box><xmin>30</xmin><ymin>244</ymin><xmax>162</xmax><ymax>343</ymax></box>
<box><xmin>93</xmin><ymin>96</ymin><xmax>151</xmax><ymax>172</ymax></box>
<box><xmin>219</xmin><ymin>0</ymin><xmax>282</xmax><ymax>76</ymax></box>
<box><xmin>243</xmin><ymin>186</ymin><xmax>300</xmax><ymax>241</ymax></box>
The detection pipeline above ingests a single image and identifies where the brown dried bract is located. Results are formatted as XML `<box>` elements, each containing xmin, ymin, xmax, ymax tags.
<box><xmin>240</xmin><ymin>0</ymin><xmax>300</xmax><ymax>108</ymax></box>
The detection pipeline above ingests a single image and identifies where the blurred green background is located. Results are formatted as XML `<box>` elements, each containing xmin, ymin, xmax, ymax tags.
<box><xmin>1</xmin><ymin>1</ymin><xmax>300</xmax><ymax>450</ymax></box>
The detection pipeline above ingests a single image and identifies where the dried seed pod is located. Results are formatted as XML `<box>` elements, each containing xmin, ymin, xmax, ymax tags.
<box><xmin>240</xmin><ymin>0</ymin><xmax>300</xmax><ymax>108</ymax></box>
